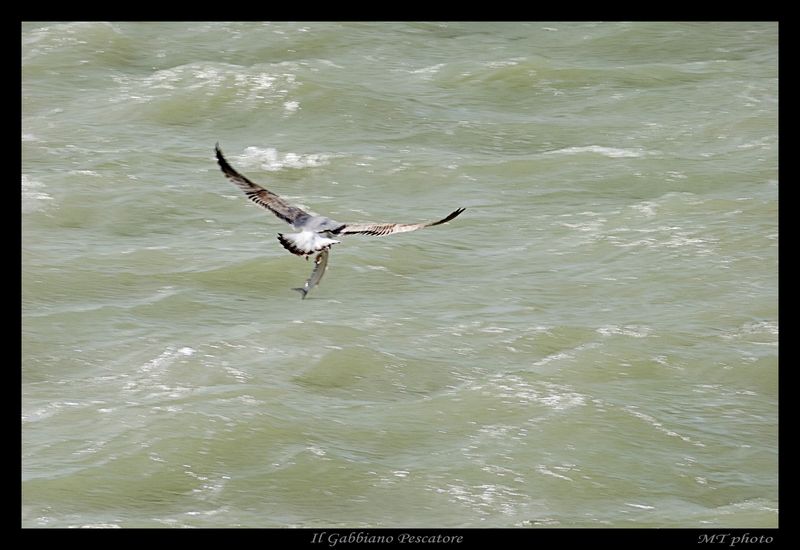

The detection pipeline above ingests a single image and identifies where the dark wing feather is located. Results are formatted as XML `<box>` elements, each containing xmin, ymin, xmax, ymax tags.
<box><xmin>332</xmin><ymin>207</ymin><xmax>465</xmax><ymax>236</ymax></box>
<box><xmin>215</xmin><ymin>144</ymin><xmax>308</xmax><ymax>225</ymax></box>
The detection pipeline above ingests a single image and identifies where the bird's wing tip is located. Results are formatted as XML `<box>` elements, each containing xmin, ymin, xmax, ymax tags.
<box><xmin>433</xmin><ymin>207</ymin><xmax>466</xmax><ymax>226</ymax></box>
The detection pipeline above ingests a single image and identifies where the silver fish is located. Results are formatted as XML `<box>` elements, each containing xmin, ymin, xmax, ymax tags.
<box><xmin>292</xmin><ymin>249</ymin><xmax>330</xmax><ymax>299</ymax></box>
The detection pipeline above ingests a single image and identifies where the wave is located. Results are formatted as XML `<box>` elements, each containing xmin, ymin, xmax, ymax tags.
<box><xmin>232</xmin><ymin>146</ymin><xmax>339</xmax><ymax>172</ymax></box>
<box><xmin>544</xmin><ymin>145</ymin><xmax>648</xmax><ymax>158</ymax></box>
<box><xmin>22</xmin><ymin>174</ymin><xmax>53</xmax><ymax>212</ymax></box>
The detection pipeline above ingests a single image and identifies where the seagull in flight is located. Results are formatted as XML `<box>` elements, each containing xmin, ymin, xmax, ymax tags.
<box><xmin>215</xmin><ymin>144</ymin><xmax>465</xmax><ymax>298</ymax></box>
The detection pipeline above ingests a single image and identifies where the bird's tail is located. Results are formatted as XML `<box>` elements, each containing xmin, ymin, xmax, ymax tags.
<box><xmin>277</xmin><ymin>231</ymin><xmax>340</xmax><ymax>257</ymax></box>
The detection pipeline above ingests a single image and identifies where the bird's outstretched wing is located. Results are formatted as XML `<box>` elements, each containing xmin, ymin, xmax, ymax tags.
<box><xmin>215</xmin><ymin>144</ymin><xmax>309</xmax><ymax>225</ymax></box>
<box><xmin>332</xmin><ymin>207</ymin><xmax>465</xmax><ymax>236</ymax></box>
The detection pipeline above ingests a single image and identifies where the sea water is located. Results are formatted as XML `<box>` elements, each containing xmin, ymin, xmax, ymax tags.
<box><xmin>22</xmin><ymin>21</ymin><xmax>777</xmax><ymax>528</ymax></box>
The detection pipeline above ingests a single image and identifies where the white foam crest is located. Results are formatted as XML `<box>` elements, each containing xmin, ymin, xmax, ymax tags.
<box><xmin>606</xmin><ymin>225</ymin><xmax>718</xmax><ymax>256</ymax></box>
<box><xmin>532</xmin><ymin>352</ymin><xmax>572</xmax><ymax>367</ymax></box>
<box><xmin>23</xmin><ymin>400</ymin><xmax>80</xmax><ymax>423</ymax></box>
<box><xmin>480</xmin><ymin>326</ymin><xmax>512</xmax><ymax>334</ymax></box>
<box><xmin>483</xmin><ymin>375</ymin><xmax>586</xmax><ymax>410</ymax></box>
<box><xmin>22</xmin><ymin>174</ymin><xmax>53</xmax><ymax>211</ymax></box>
<box><xmin>719</xmin><ymin>320</ymin><xmax>778</xmax><ymax>343</ymax></box>
<box><xmin>624</xmin><ymin>502</ymin><xmax>655</xmax><ymax>510</ymax></box>
<box><xmin>224</xmin><ymin>366</ymin><xmax>251</xmax><ymax>383</ymax></box>
<box><xmin>560</xmin><ymin>219</ymin><xmax>606</xmax><ymax>232</ymax></box>
<box><xmin>68</xmin><ymin>170</ymin><xmax>100</xmax><ymax>177</ymax></box>
<box><xmin>307</xmin><ymin>445</ymin><xmax>327</xmax><ymax>457</ymax></box>
<box><xmin>485</xmin><ymin>59</ymin><xmax>523</xmax><ymax>69</ymax></box>
<box><xmin>433</xmin><ymin>481</ymin><xmax>528</xmax><ymax>515</ymax></box>
<box><xmin>596</xmin><ymin>325</ymin><xmax>653</xmax><ymax>338</ymax></box>
<box><xmin>545</xmin><ymin>145</ymin><xmax>646</xmax><ymax>158</ymax></box>
<box><xmin>112</xmin><ymin>63</ymin><xmax>299</xmax><ymax>106</ymax></box>
<box><xmin>121</xmin><ymin>346</ymin><xmax>197</xmax><ymax>398</ymax></box>
<box><xmin>409</xmin><ymin>63</ymin><xmax>445</xmax><ymax>75</ymax></box>
<box><xmin>623</xmin><ymin>406</ymin><xmax>705</xmax><ymax>447</ymax></box>
<box><xmin>741</xmin><ymin>321</ymin><xmax>778</xmax><ymax>335</ymax></box>
<box><xmin>139</xmin><ymin>348</ymin><xmax>181</xmax><ymax>374</ymax></box>
<box><xmin>184</xmin><ymin>469</ymin><xmax>230</xmax><ymax>502</ymax></box>
<box><xmin>536</xmin><ymin>465</ymin><xmax>574</xmax><ymax>482</ymax></box>
<box><xmin>630</xmin><ymin>201</ymin><xmax>657</xmax><ymax>217</ymax></box>
<box><xmin>236</xmin><ymin>146</ymin><xmax>337</xmax><ymax>172</ymax></box>
<box><xmin>23</xmin><ymin>22</ymin><xmax>121</xmax><ymax>51</ymax></box>
<box><xmin>114</xmin><ymin>64</ymin><xmax>228</xmax><ymax>100</ymax></box>
<box><xmin>736</xmin><ymin>136</ymin><xmax>773</xmax><ymax>150</ymax></box>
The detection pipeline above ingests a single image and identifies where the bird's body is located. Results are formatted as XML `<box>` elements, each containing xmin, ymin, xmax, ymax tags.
<box><xmin>215</xmin><ymin>144</ymin><xmax>465</xmax><ymax>298</ymax></box>
<box><xmin>277</xmin><ymin>229</ymin><xmax>340</xmax><ymax>258</ymax></box>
